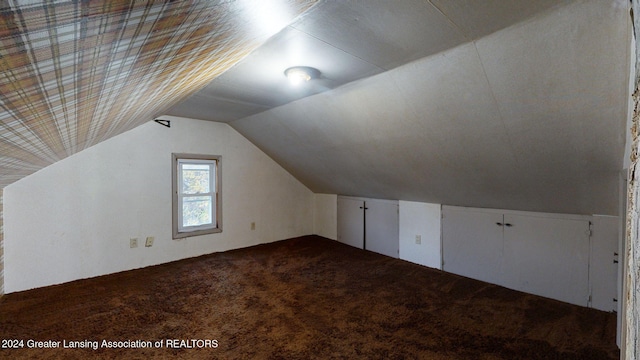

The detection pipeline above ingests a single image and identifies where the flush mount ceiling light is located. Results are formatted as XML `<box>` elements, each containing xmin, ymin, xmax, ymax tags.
<box><xmin>284</xmin><ymin>66</ymin><xmax>320</xmax><ymax>86</ymax></box>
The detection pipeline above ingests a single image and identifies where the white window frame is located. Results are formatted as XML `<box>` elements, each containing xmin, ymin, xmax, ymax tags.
<box><xmin>172</xmin><ymin>153</ymin><xmax>222</xmax><ymax>239</ymax></box>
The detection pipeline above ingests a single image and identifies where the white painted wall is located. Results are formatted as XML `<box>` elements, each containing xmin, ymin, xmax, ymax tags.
<box><xmin>399</xmin><ymin>201</ymin><xmax>441</xmax><ymax>269</ymax></box>
<box><xmin>313</xmin><ymin>193</ymin><xmax>337</xmax><ymax>240</ymax></box>
<box><xmin>4</xmin><ymin>116</ymin><xmax>314</xmax><ymax>293</ymax></box>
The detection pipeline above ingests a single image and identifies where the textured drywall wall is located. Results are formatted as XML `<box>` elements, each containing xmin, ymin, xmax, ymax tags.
<box><xmin>4</xmin><ymin>117</ymin><xmax>314</xmax><ymax>293</ymax></box>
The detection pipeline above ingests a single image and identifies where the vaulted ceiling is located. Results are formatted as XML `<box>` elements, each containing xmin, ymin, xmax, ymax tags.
<box><xmin>0</xmin><ymin>0</ymin><xmax>632</xmax><ymax>216</ymax></box>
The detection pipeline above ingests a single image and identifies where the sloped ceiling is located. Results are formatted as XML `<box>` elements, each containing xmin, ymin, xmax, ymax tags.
<box><xmin>167</xmin><ymin>0</ymin><xmax>574</xmax><ymax>122</ymax></box>
<box><xmin>0</xmin><ymin>0</ymin><xmax>316</xmax><ymax>187</ymax></box>
<box><xmin>0</xmin><ymin>0</ymin><xmax>631</xmax><ymax>216</ymax></box>
<box><xmin>228</xmin><ymin>0</ymin><xmax>630</xmax><ymax>215</ymax></box>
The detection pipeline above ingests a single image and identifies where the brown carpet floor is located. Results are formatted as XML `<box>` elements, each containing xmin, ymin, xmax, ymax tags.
<box><xmin>0</xmin><ymin>235</ymin><xmax>619</xmax><ymax>359</ymax></box>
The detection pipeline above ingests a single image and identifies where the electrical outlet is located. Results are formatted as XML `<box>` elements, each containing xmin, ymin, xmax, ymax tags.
<box><xmin>415</xmin><ymin>235</ymin><xmax>421</xmax><ymax>245</ymax></box>
<box><xmin>145</xmin><ymin>236</ymin><xmax>154</xmax><ymax>247</ymax></box>
<box><xmin>251</xmin><ymin>222</ymin><xmax>256</xmax><ymax>230</ymax></box>
<box><xmin>130</xmin><ymin>238</ymin><xmax>138</xmax><ymax>248</ymax></box>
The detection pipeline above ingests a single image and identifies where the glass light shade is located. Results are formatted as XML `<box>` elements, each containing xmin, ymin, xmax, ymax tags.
<box><xmin>284</xmin><ymin>66</ymin><xmax>319</xmax><ymax>86</ymax></box>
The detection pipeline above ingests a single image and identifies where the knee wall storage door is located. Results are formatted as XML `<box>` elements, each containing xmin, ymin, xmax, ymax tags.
<box><xmin>500</xmin><ymin>213</ymin><xmax>589</xmax><ymax>306</ymax></box>
<box><xmin>441</xmin><ymin>207</ymin><xmax>505</xmax><ymax>285</ymax></box>
<box><xmin>442</xmin><ymin>206</ymin><xmax>590</xmax><ymax>307</ymax></box>
<box><xmin>337</xmin><ymin>196</ymin><xmax>399</xmax><ymax>258</ymax></box>
<box><xmin>366</xmin><ymin>200</ymin><xmax>400</xmax><ymax>258</ymax></box>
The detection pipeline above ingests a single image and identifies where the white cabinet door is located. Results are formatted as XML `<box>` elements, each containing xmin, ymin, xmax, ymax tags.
<box><xmin>442</xmin><ymin>206</ymin><xmax>505</xmax><ymax>285</ymax></box>
<box><xmin>442</xmin><ymin>206</ymin><xmax>592</xmax><ymax>307</ymax></box>
<box><xmin>337</xmin><ymin>197</ymin><xmax>364</xmax><ymax>249</ymax></box>
<box><xmin>365</xmin><ymin>199</ymin><xmax>399</xmax><ymax>258</ymax></box>
<box><xmin>501</xmin><ymin>214</ymin><xmax>590</xmax><ymax>307</ymax></box>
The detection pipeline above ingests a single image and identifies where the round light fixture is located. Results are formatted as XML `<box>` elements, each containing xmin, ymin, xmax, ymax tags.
<box><xmin>284</xmin><ymin>66</ymin><xmax>320</xmax><ymax>86</ymax></box>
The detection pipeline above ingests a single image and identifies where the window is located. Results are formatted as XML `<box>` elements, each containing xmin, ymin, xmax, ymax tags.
<box><xmin>172</xmin><ymin>154</ymin><xmax>221</xmax><ymax>239</ymax></box>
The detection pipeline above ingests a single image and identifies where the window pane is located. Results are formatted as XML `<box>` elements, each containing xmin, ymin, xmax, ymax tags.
<box><xmin>173</xmin><ymin>154</ymin><xmax>221</xmax><ymax>239</ymax></box>
<box><xmin>182</xmin><ymin>196</ymin><xmax>212</xmax><ymax>227</ymax></box>
<box><xmin>182</xmin><ymin>164</ymin><xmax>210</xmax><ymax>194</ymax></box>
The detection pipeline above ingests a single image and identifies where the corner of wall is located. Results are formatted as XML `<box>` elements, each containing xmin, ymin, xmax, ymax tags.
<box><xmin>313</xmin><ymin>193</ymin><xmax>338</xmax><ymax>240</ymax></box>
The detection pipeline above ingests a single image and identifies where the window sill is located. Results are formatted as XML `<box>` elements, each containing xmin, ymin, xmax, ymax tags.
<box><xmin>173</xmin><ymin>227</ymin><xmax>222</xmax><ymax>239</ymax></box>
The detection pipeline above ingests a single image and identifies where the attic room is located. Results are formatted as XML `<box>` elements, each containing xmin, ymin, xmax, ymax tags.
<box><xmin>0</xmin><ymin>0</ymin><xmax>638</xmax><ymax>359</ymax></box>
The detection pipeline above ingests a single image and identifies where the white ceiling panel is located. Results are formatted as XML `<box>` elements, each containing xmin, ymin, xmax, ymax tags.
<box><xmin>429</xmin><ymin>0</ymin><xmax>573</xmax><ymax>40</ymax></box>
<box><xmin>475</xmin><ymin>0</ymin><xmax>630</xmax><ymax>175</ymax></box>
<box><xmin>169</xmin><ymin>0</ymin><xmax>588</xmax><ymax>125</ymax></box>
<box><xmin>388</xmin><ymin>44</ymin><xmax>519</xmax><ymax>192</ymax></box>
<box><xmin>290</xmin><ymin>0</ymin><xmax>468</xmax><ymax>69</ymax></box>
<box><xmin>167</xmin><ymin>26</ymin><xmax>384</xmax><ymax>122</ymax></box>
<box><xmin>166</xmin><ymin>94</ymin><xmax>272</xmax><ymax>123</ymax></box>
